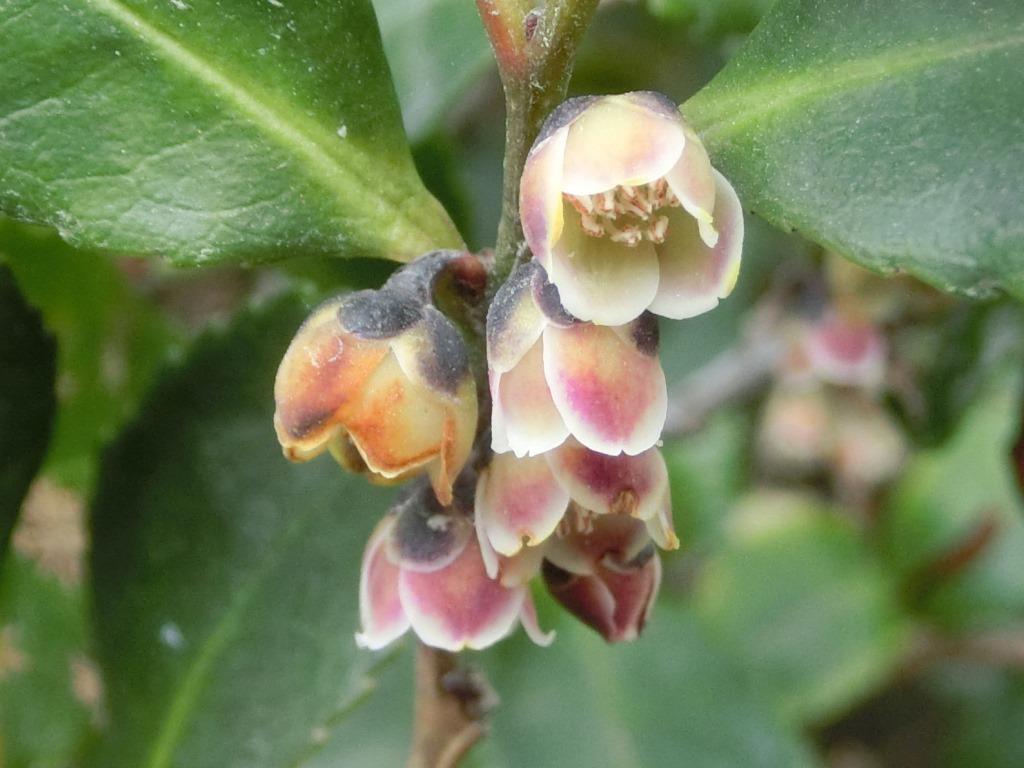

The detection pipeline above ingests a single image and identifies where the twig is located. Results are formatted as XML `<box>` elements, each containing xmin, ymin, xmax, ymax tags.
<box><xmin>662</xmin><ymin>333</ymin><xmax>786</xmax><ymax>437</ymax></box>
<box><xmin>407</xmin><ymin>644</ymin><xmax>497</xmax><ymax>768</ymax></box>
<box><xmin>901</xmin><ymin>626</ymin><xmax>1024</xmax><ymax>677</ymax></box>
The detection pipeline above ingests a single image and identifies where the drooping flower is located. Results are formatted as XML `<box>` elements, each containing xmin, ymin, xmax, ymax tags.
<box><xmin>474</xmin><ymin>440</ymin><xmax>678</xmax><ymax>577</ymax></box>
<box><xmin>542</xmin><ymin>509</ymin><xmax>662</xmax><ymax>643</ymax></box>
<box><xmin>356</xmin><ymin>478</ymin><xmax>552</xmax><ymax>652</ymax></box>
<box><xmin>802</xmin><ymin>313</ymin><xmax>887</xmax><ymax>390</ymax></box>
<box><xmin>487</xmin><ymin>260</ymin><xmax>666</xmax><ymax>457</ymax></box>
<box><xmin>520</xmin><ymin>91</ymin><xmax>744</xmax><ymax>326</ymax></box>
<box><xmin>274</xmin><ymin>253</ymin><xmax>479</xmax><ymax>505</ymax></box>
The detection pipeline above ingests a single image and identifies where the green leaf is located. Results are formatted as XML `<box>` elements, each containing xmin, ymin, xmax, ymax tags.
<box><xmin>89</xmin><ymin>297</ymin><xmax>396</xmax><ymax>768</ymax></box>
<box><xmin>0</xmin><ymin>264</ymin><xmax>55</xmax><ymax>556</ymax></box>
<box><xmin>685</xmin><ymin>0</ymin><xmax>1024</xmax><ymax>298</ymax></box>
<box><xmin>693</xmin><ymin>494</ymin><xmax>911</xmax><ymax>724</ymax></box>
<box><xmin>0</xmin><ymin>219</ymin><xmax>177</xmax><ymax>491</ymax></box>
<box><xmin>373</xmin><ymin>0</ymin><xmax>491</xmax><ymax>140</ymax></box>
<box><xmin>0</xmin><ymin>555</ymin><xmax>95</xmax><ymax>767</ymax></box>
<box><xmin>0</xmin><ymin>0</ymin><xmax>462</xmax><ymax>266</ymax></box>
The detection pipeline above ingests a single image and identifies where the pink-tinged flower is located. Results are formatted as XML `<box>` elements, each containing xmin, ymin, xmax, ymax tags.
<box><xmin>542</xmin><ymin>509</ymin><xmax>662</xmax><ymax>643</ymax></box>
<box><xmin>474</xmin><ymin>440</ymin><xmax>677</xmax><ymax>576</ymax></box>
<box><xmin>520</xmin><ymin>91</ymin><xmax>744</xmax><ymax>325</ymax></box>
<box><xmin>274</xmin><ymin>283</ymin><xmax>477</xmax><ymax>506</ymax></box>
<box><xmin>803</xmin><ymin>313</ymin><xmax>887</xmax><ymax>390</ymax></box>
<box><xmin>356</xmin><ymin>480</ymin><xmax>553</xmax><ymax>652</ymax></box>
<box><xmin>487</xmin><ymin>261</ymin><xmax>666</xmax><ymax>457</ymax></box>
<box><xmin>757</xmin><ymin>383</ymin><xmax>832</xmax><ymax>477</ymax></box>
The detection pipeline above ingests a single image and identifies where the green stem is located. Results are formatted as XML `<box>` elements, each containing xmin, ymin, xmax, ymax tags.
<box><xmin>482</xmin><ymin>0</ymin><xmax>600</xmax><ymax>295</ymax></box>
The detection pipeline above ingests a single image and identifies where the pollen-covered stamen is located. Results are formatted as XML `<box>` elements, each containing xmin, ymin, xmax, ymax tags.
<box><xmin>564</xmin><ymin>180</ymin><xmax>681</xmax><ymax>247</ymax></box>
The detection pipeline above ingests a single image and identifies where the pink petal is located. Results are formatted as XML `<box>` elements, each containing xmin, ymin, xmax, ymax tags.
<box><xmin>547</xmin><ymin>439</ymin><xmax>669</xmax><ymax>521</ymax></box>
<box><xmin>494</xmin><ymin>338</ymin><xmax>570</xmax><ymax>457</ymax></box>
<box><xmin>486</xmin><ymin>262</ymin><xmax>548</xmax><ymax>375</ymax></box>
<box><xmin>520</xmin><ymin>593</ymin><xmax>556</xmax><ymax>647</ymax></box>
<box><xmin>355</xmin><ymin>515</ymin><xmax>410</xmax><ymax>650</ymax></box>
<box><xmin>542</xmin><ymin>321</ymin><xmax>667</xmax><ymax>455</ymax></box>
<box><xmin>476</xmin><ymin>453</ymin><xmax>570</xmax><ymax>559</ymax></box>
<box><xmin>549</xmin><ymin>203</ymin><xmax>660</xmax><ymax>326</ymax></box>
<box><xmin>664</xmin><ymin>122</ymin><xmax>718</xmax><ymax>246</ymax></box>
<box><xmin>399</xmin><ymin>537</ymin><xmax>527</xmax><ymax>652</ymax></box>
<box><xmin>561</xmin><ymin>95</ymin><xmax>685</xmax><ymax>196</ymax></box>
<box><xmin>521</xmin><ymin>129</ymin><xmax>570</xmax><ymax>265</ymax></box>
<box><xmin>649</xmin><ymin>169</ymin><xmax>744</xmax><ymax>320</ymax></box>
<box><xmin>804</xmin><ymin>315</ymin><xmax>887</xmax><ymax>390</ymax></box>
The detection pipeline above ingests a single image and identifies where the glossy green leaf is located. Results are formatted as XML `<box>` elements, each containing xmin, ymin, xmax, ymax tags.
<box><xmin>373</xmin><ymin>0</ymin><xmax>491</xmax><ymax>140</ymax></box>
<box><xmin>89</xmin><ymin>297</ymin><xmax>396</xmax><ymax>768</ymax></box>
<box><xmin>693</xmin><ymin>494</ymin><xmax>911</xmax><ymax>724</ymax></box>
<box><xmin>1</xmin><ymin>219</ymin><xmax>177</xmax><ymax>491</ymax></box>
<box><xmin>0</xmin><ymin>555</ymin><xmax>94</xmax><ymax>767</ymax></box>
<box><xmin>0</xmin><ymin>0</ymin><xmax>462</xmax><ymax>266</ymax></box>
<box><xmin>685</xmin><ymin>0</ymin><xmax>1024</xmax><ymax>298</ymax></box>
<box><xmin>0</xmin><ymin>265</ymin><xmax>55</xmax><ymax>556</ymax></box>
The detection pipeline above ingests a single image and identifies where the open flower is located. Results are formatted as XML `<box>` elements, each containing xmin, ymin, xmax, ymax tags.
<box><xmin>487</xmin><ymin>261</ymin><xmax>666</xmax><ymax>457</ymax></box>
<box><xmin>274</xmin><ymin>284</ymin><xmax>477</xmax><ymax>505</ymax></box>
<box><xmin>542</xmin><ymin>509</ymin><xmax>662</xmax><ymax>643</ymax></box>
<box><xmin>521</xmin><ymin>91</ymin><xmax>744</xmax><ymax>326</ymax></box>
<box><xmin>474</xmin><ymin>440</ymin><xmax>678</xmax><ymax>577</ymax></box>
<box><xmin>356</xmin><ymin>479</ymin><xmax>552</xmax><ymax>652</ymax></box>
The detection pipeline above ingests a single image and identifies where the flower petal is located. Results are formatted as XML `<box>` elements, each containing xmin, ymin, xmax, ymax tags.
<box><xmin>387</xmin><ymin>481</ymin><xmax>473</xmax><ymax>573</ymax></box>
<box><xmin>486</xmin><ymin>262</ymin><xmax>548</xmax><ymax>375</ymax></box>
<box><xmin>549</xmin><ymin>203</ymin><xmax>660</xmax><ymax>326</ymax></box>
<box><xmin>547</xmin><ymin>439</ymin><xmax>669</xmax><ymax>521</ymax></box>
<box><xmin>804</xmin><ymin>315</ymin><xmax>887</xmax><ymax>390</ymax></box>
<box><xmin>645</xmin><ymin>489</ymin><xmax>679</xmax><ymax>550</ymax></box>
<box><xmin>543</xmin><ymin>321</ymin><xmax>667</xmax><ymax>455</ymax></box>
<box><xmin>273</xmin><ymin>296</ymin><xmax>390</xmax><ymax>461</ymax></box>
<box><xmin>399</xmin><ymin>537</ymin><xmax>527</xmax><ymax>652</ymax></box>
<box><xmin>494</xmin><ymin>338</ymin><xmax>570</xmax><ymax>457</ymax></box>
<box><xmin>476</xmin><ymin>453</ymin><xmax>570</xmax><ymax>559</ymax></box>
<box><xmin>520</xmin><ymin>594</ymin><xmax>556</xmax><ymax>647</ymax></box>
<box><xmin>561</xmin><ymin>95</ymin><xmax>685</xmax><ymax>196</ymax></box>
<box><xmin>649</xmin><ymin>169</ymin><xmax>744</xmax><ymax>320</ymax></box>
<box><xmin>664</xmin><ymin>123</ymin><xmax>717</xmax><ymax>246</ymax></box>
<box><xmin>521</xmin><ymin>128</ymin><xmax>569</xmax><ymax>264</ymax></box>
<box><xmin>355</xmin><ymin>515</ymin><xmax>410</xmax><ymax>650</ymax></box>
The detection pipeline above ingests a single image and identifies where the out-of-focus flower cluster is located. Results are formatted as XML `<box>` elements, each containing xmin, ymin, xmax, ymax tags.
<box><xmin>273</xmin><ymin>92</ymin><xmax>744</xmax><ymax>651</ymax></box>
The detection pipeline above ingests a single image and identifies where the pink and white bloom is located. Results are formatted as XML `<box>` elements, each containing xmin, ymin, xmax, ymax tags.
<box><xmin>520</xmin><ymin>91</ymin><xmax>744</xmax><ymax>326</ymax></box>
<box><xmin>802</xmin><ymin>313</ymin><xmax>887</xmax><ymax>390</ymax></box>
<box><xmin>356</xmin><ymin>480</ymin><xmax>552</xmax><ymax>652</ymax></box>
<box><xmin>487</xmin><ymin>261</ymin><xmax>667</xmax><ymax>457</ymax></box>
<box><xmin>475</xmin><ymin>440</ymin><xmax>678</xmax><ymax>577</ymax></box>
<box><xmin>542</xmin><ymin>510</ymin><xmax>662</xmax><ymax>643</ymax></box>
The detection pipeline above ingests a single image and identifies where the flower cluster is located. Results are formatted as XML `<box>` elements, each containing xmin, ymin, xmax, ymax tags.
<box><xmin>274</xmin><ymin>92</ymin><xmax>743</xmax><ymax>651</ymax></box>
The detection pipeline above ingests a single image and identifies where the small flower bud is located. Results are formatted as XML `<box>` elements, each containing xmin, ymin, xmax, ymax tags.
<box><xmin>521</xmin><ymin>91</ymin><xmax>743</xmax><ymax>326</ymax></box>
<box><xmin>274</xmin><ymin>272</ymin><xmax>477</xmax><ymax>505</ymax></box>
<box><xmin>487</xmin><ymin>261</ymin><xmax>667</xmax><ymax>457</ymax></box>
<box><xmin>543</xmin><ymin>510</ymin><xmax>662</xmax><ymax>643</ymax></box>
<box><xmin>356</xmin><ymin>479</ymin><xmax>552</xmax><ymax>652</ymax></box>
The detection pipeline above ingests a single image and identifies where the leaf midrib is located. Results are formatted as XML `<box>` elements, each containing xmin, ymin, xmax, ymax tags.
<box><xmin>687</xmin><ymin>30</ymin><xmax>1024</xmax><ymax>141</ymax></box>
<box><xmin>83</xmin><ymin>0</ymin><xmax>449</xmax><ymax>250</ymax></box>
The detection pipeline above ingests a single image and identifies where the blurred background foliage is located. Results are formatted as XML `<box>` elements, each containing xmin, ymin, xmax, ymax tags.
<box><xmin>2</xmin><ymin>1</ymin><xmax>1023</xmax><ymax>766</ymax></box>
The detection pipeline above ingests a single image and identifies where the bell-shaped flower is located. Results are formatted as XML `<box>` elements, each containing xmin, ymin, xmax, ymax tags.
<box><xmin>487</xmin><ymin>261</ymin><xmax>666</xmax><ymax>457</ymax></box>
<box><xmin>542</xmin><ymin>509</ymin><xmax>662</xmax><ymax>643</ymax></box>
<box><xmin>520</xmin><ymin>91</ymin><xmax>744</xmax><ymax>326</ymax></box>
<box><xmin>356</xmin><ymin>479</ymin><xmax>552</xmax><ymax>652</ymax></box>
<box><xmin>803</xmin><ymin>313</ymin><xmax>887</xmax><ymax>390</ymax></box>
<box><xmin>274</xmin><ymin>284</ymin><xmax>477</xmax><ymax>506</ymax></box>
<box><xmin>475</xmin><ymin>440</ymin><xmax>677</xmax><ymax>578</ymax></box>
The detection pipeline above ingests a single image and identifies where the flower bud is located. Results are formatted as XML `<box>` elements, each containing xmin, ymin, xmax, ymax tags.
<box><xmin>356</xmin><ymin>479</ymin><xmax>552</xmax><ymax>652</ymax></box>
<box><xmin>474</xmin><ymin>440</ymin><xmax>677</xmax><ymax>576</ymax></box>
<box><xmin>521</xmin><ymin>92</ymin><xmax>743</xmax><ymax>325</ymax></box>
<box><xmin>274</xmin><ymin>276</ymin><xmax>477</xmax><ymax>505</ymax></box>
<box><xmin>487</xmin><ymin>261</ymin><xmax>666</xmax><ymax>457</ymax></box>
<box><xmin>542</xmin><ymin>509</ymin><xmax>661</xmax><ymax>643</ymax></box>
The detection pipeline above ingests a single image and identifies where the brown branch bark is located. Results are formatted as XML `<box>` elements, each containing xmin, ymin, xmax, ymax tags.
<box><xmin>407</xmin><ymin>644</ymin><xmax>497</xmax><ymax>768</ymax></box>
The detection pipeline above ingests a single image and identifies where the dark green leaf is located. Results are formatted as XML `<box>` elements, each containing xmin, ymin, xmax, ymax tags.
<box><xmin>0</xmin><ymin>0</ymin><xmax>461</xmax><ymax>266</ymax></box>
<box><xmin>0</xmin><ymin>264</ymin><xmax>55</xmax><ymax>556</ymax></box>
<box><xmin>89</xmin><ymin>297</ymin><xmax>396</xmax><ymax>767</ymax></box>
<box><xmin>0</xmin><ymin>555</ymin><xmax>95</xmax><ymax>767</ymax></box>
<box><xmin>1</xmin><ymin>219</ymin><xmax>177</xmax><ymax>491</ymax></box>
<box><xmin>693</xmin><ymin>494</ymin><xmax>911</xmax><ymax>724</ymax></box>
<box><xmin>686</xmin><ymin>0</ymin><xmax>1024</xmax><ymax>298</ymax></box>
<box><xmin>373</xmin><ymin>0</ymin><xmax>491</xmax><ymax>140</ymax></box>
